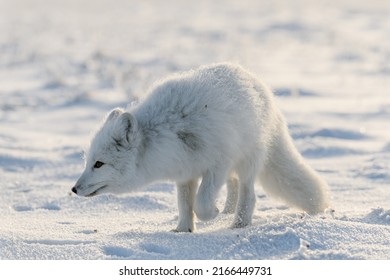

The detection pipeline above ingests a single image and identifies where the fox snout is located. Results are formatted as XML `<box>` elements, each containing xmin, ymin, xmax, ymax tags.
<box><xmin>71</xmin><ymin>179</ymin><xmax>108</xmax><ymax>197</ymax></box>
<box><xmin>72</xmin><ymin>173</ymin><xmax>88</xmax><ymax>196</ymax></box>
<box><xmin>71</xmin><ymin>186</ymin><xmax>78</xmax><ymax>194</ymax></box>
<box><xmin>72</xmin><ymin>176</ymin><xmax>83</xmax><ymax>195</ymax></box>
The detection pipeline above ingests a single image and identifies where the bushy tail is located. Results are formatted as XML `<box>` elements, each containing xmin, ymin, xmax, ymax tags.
<box><xmin>259</xmin><ymin>126</ymin><xmax>330</xmax><ymax>214</ymax></box>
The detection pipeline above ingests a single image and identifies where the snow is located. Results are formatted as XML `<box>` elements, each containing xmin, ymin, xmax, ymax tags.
<box><xmin>1</xmin><ymin>0</ymin><xmax>390</xmax><ymax>260</ymax></box>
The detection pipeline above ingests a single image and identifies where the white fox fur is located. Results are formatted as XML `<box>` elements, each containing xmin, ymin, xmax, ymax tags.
<box><xmin>72</xmin><ymin>63</ymin><xmax>330</xmax><ymax>232</ymax></box>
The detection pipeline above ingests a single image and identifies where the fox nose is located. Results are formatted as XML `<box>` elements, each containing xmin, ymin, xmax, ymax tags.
<box><xmin>71</xmin><ymin>186</ymin><xmax>78</xmax><ymax>194</ymax></box>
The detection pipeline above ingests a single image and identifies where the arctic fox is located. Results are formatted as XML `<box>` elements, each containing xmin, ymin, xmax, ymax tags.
<box><xmin>72</xmin><ymin>63</ymin><xmax>330</xmax><ymax>232</ymax></box>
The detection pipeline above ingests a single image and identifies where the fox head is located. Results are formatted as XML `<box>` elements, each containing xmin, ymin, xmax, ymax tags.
<box><xmin>72</xmin><ymin>108</ymin><xmax>143</xmax><ymax>197</ymax></box>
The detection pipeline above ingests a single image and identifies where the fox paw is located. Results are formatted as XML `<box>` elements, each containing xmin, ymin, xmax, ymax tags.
<box><xmin>231</xmin><ymin>217</ymin><xmax>251</xmax><ymax>229</ymax></box>
<box><xmin>195</xmin><ymin>206</ymin><xmax>219</xmax><ymax>221</ymax></box>
<box><xmin>171</xmin><ymin>227</ymin><xmax>193</xmax><ymax>233</ymax></box>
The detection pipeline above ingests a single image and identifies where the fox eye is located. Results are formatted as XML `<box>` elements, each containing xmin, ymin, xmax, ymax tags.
<box><xmin>93</xmin><ymin>161</ymin><xmax>104</xmax><ymax>169</ymax></box>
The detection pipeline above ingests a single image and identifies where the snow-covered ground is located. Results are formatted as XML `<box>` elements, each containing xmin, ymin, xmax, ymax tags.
<box><xmin>1</xmin><ymin>0</ymin><xmax>390</xmax><ymax>260</ymax></box>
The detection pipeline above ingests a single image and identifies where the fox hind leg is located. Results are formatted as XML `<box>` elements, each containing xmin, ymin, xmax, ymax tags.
<box><xmin>222</xmin><ymin>176</ymin><xmax>239</xmax><ymax>214</ymax></box>
<box><xmin>232</xmin><ymin>161</ymin><xmax>258</xmax><ymax>228</ymax></box>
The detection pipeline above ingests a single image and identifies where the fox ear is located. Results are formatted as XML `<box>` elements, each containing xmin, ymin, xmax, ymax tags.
<box><xmin>113</xmin><ymin>112</ymin><xmax>138</xmax><ymax>146</ymax></box>
<box><xmin>105</xmin><ymin>108</ymin><xmax>124</xmax><ymax>123</ymax></box>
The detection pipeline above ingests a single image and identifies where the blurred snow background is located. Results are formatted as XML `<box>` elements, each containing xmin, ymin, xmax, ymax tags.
<box><xmin>0</xmin><ymin>0</ymin><xmax>389</xmax><ymax>259</ymax></box>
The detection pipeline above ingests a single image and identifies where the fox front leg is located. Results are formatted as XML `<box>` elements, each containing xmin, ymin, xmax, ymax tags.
<box><xmin>174</xmin><ymin>180</ymin><xmax>197</xmax><ymax>232</ymax></box>
<box><xmin>194</xmin><ymin>167</ymin><xmax>228</xmax><ymax>221</ymax></box>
